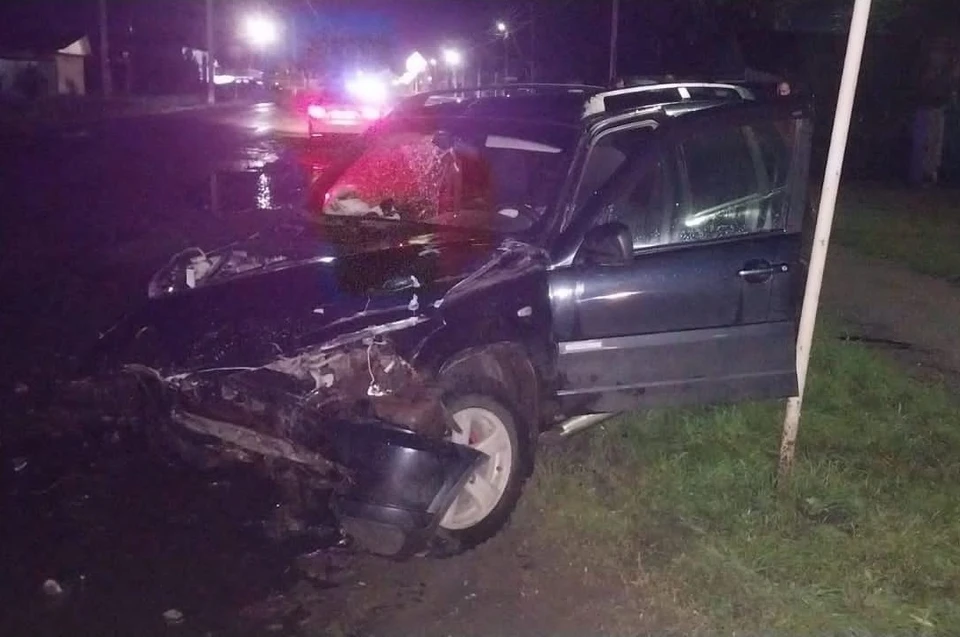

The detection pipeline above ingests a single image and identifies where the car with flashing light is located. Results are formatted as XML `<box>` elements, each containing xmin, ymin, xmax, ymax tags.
<box><xmin>306</xmin><ymin>76</ymin><xmax>393</xmax><ymax>137</ymax></box>
<box><xmin>70</xmin><ymin>82</ymin><xmax>814</xmax><ymax>559</ymax></box>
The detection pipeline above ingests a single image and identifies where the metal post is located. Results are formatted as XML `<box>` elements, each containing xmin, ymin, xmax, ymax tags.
<box><xmin>504</xmin><ymin>34</ymin><xmax>510</xmax><ymax>81</ymax></box>
<box><xmin>530</xmin><ymin>2</ymin><xmax>537</xmax><ymax>82</ymax></box>
<box><xmin>206</xmin><ymin>0</ymin><xmax>216</xmax><ymax>104</ymax></box>
<box><xmin>778</xmin><ymin>0</ymin><xmax>873</xmax><ymax>483</ymax></box>
<box><xmin>99</xmin><ymin>0</ymin><xmax>113</xmax><ymax>97</ymax></box>
<box><xmin>608</xmin><ymin>0</ymin><xmax>620</xmax><ymax>85</ymax></box>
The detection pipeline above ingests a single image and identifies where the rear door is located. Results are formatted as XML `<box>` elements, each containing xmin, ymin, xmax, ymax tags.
<box><xmin>550</xmin><ymin>105</ymin><xmax>811</xmax><ymax>414</ymax></box>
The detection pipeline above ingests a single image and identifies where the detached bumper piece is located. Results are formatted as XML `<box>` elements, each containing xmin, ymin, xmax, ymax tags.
<box><xmin>329</xmin><ymin>422</ymin><xmax>482</xmax><ymax>558</ymax></box>
<box><xmin>172</xmin><ymin>409</ymin><xmax>481</xmax><ymax>559</ymax></box>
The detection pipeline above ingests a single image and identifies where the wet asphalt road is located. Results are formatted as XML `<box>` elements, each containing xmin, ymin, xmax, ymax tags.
<box><xmin>0</xmin><ymin>102</ymin><xmax>346</xmax><ymax>636</ymax></box>
<box><xmin>0</xmin><ymin>102</ymin><xmax>323</xmax><ymax>382</ymax></box>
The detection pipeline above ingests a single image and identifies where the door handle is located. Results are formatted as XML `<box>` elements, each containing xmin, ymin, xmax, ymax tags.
<box><xmin>738</xmin><ymin>261</ymin><xmax>789</xmax><ymax>282</ymax></box>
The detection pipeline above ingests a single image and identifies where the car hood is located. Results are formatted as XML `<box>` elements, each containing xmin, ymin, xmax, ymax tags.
<box><xmin>84</xmin><ymin>218</ymin><xmax>546</xmax><ymax>376</ymax></box>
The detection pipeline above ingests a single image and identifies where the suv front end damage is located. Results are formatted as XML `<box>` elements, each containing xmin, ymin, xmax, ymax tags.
<box><xmin>65</xmin><ymin>320</ymin><xmax>483</xmax><ymax>558</ymax></box>
<box><xmin>60</xmin><ymin>224</ymin><xmax>552</xmax><ymax>558</ymax></box>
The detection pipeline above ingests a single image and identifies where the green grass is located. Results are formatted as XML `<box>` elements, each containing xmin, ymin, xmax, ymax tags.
<box><xmin>530</xmin><ymin>330</ymin><xmax>960</xmax><ymax>635</ymax></box>
<box><xmin>833</xmin><ymin>185</ymin><xmax>960</xmax><ymax>280</ymax></box>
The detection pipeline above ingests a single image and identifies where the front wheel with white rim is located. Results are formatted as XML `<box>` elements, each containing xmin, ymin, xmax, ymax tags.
<box><xmin>436</xmin><ymin>392</ymin><xmax>530</xmax><ymax>554</ymax></box>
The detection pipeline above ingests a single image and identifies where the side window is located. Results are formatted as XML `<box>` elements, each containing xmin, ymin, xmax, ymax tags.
<box><xmin>574</xmin><ymin>125</ymin><xmax>652</xmax><ymax>209</ymax></box>
<box><xmin>751</xmin><ymin>121</ymin><xmax>790</xmax><ymax>189</ymax></box>
<box><xmin>676</xmin><ymin>125</ymin><xmax>762</xmax><ymax>243</ymax></box>
<box><xmin>748</xmin><ymin>120</ymin><xmax>796</xmax><ymax>232</ymax></box>
<box><xmin>594</xmin><ymin>158</ymin><xmax>671</xmax><ymax>249</ymax></box>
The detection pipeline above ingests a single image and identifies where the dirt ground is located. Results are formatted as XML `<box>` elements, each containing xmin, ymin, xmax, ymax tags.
<box><xmin>822</xmin><ymin>244</ymin><xmax>960</xmax><ymax>392</ymax></box>
<box><xmin>261</xmin><ymin>492</ymin><xmax>668</xmax><ymax>637</ymax></box>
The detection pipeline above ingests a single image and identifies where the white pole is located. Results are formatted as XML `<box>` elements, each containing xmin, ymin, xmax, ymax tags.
<box><xmin>778</xmin><ymin>0</ymin><xmax>873</xmax><ymax>483</ymax></box>
<box><xmin>99</xmin><ymin>0</ymin><xmax>113</xmax><ymax>97</ymax></box>
<box><xmin>608</xmin><ymin>0</ymin><xmax>620</xmax><ymax>86</ymax></box>
<box><xmin>206</xmin><ymin>0</ymin><xmax>216</xmax><ymax>105</ymax></box>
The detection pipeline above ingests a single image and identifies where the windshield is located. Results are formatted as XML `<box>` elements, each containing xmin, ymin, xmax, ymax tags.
<box><xmin>309</xmin><ymin>118</ymin><xmax>577</xmax><ymax>234</ymax></box>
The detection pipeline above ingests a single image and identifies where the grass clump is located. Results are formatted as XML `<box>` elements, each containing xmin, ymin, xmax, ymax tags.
<box><xmin>530</xmin><ymin>332</ymin><xmax>960</xmax><ymax>635</ymax></box>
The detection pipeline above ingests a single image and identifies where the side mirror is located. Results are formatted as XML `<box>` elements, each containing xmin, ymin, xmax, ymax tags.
<box><xmin>575</xmin><ymin>222</ymin><xmax>632</xmax><ymax>266</ymax></box>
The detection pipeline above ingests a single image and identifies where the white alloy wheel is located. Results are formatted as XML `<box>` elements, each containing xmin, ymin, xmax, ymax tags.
<box><xmin>440</xmin><ymin>406</ymin><xmax>515</xmax><ymax>530</ymax></box>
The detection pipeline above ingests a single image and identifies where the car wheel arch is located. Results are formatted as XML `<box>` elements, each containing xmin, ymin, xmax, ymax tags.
<box><xmin>433</xmin><ymin>342</ymin><xmax>543</xmax><ymax>452</ymax></box>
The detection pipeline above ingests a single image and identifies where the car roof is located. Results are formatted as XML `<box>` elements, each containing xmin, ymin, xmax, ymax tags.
<box><xmin>390</xmin><ymin>84</ymin><xmax>603</xmax><ymax>124</ymax></box>
<box><xmin>388</xmin><ymin>82</ymin><xmax>796</xmax><ymax>132</ymax></box>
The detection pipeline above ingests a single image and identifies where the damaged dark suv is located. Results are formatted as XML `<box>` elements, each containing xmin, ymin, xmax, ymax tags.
<box><xmin>77</xmin><ymin>83</ymin><xmax>813</xmax><ymax>558</ymax></box>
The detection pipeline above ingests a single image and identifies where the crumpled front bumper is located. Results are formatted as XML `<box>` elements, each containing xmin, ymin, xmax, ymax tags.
<box><xmin>325</xmin><ymin>421</ymin><xmax>481</xmax><ymax>558</ymax></box>
<box><xmin>174</xmin><ymin>412</ymin><xmax>481</xmax><ymax>558</ymax></box>
<box><xmin>57</xmin><ymin>370</ymin><xmax>481</xmax><ymax>559</ymax></box>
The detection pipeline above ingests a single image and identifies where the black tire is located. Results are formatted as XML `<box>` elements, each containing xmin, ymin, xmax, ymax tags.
<box><xmin>431</xmin><ymin>378</ymin><xmax>533</xmax><ymax>556</ymax></box>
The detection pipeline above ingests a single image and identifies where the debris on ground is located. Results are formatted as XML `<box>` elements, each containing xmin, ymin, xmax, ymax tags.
<box><xmin>162</xmin><ymin>608</ymin><xmax>185</xmax><ymax>626</ymax></box>
<box><xmin>41</xmin><ymin>579</ymin><xmax>64</xmax><ymax>597</ymax></box>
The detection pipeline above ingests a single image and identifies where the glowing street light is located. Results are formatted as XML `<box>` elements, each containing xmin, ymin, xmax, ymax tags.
<box><xmin>243</xmin><ymin>14</ymin><xmax>279</xmax><ymax>48</ymax></box>
<box><xmin>405</xmin><ymin>51</ymin><xmax>428</xmax><ymax>75</ymax></box>
<box><xmin>496</xmin><ymin>21</ymin><xmax>510</xmax><ymax>81</ymax></box>
<box><xmin>442</xmin><ymin>49</ymin><xmax>462</xmax><ymax>68</ymax></box>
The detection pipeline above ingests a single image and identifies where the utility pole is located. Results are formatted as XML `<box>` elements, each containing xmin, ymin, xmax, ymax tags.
<box><xmin>778</xmin><ymin>0</ymin><xmax>873</xmax><ymax>484</ymax></box>
<box><xmin>608</xmin><ymin>0</ymin><xmax>620</xmax><ymax>85</ymax></box>
<box><xmin>206</xmin><ymin>0</ymin><xmax>216</xmax><ymax>104</ymax></box>
<box><xmin>504</xmin><ymin>34</ymin><xmax>510</xmax><ymax>81</ymax></box>
<box><xmin>99</xmin><ymin>0</ymin><xmax>113</xmax><ymax>97</ymax></box>
<box><xmin>529</xmin><ymin>2</ymin><xmax>537</xmax><ymax>82</ymax></box>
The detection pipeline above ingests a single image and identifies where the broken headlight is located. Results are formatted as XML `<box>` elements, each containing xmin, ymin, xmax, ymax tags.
<box><xmin>147</xmin><ymin>248</ymin><xmax>223</xmax><ymax>299</ymax></box>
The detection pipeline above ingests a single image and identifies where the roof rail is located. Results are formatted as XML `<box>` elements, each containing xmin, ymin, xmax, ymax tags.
<box><xmin>394</xmin><ymin>83</ymin><xmax>605</xmax><ymax>110</ymax></box>
<box><xmin>583</xmin><ymin>82</ymin><xmax>755</xmax><ymax>118</ymax></box>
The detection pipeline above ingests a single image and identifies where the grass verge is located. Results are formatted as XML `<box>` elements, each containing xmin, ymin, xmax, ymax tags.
<box><xmin>530</xmin><ymin>330</ymin><xmax>960</xmax><ymax>635</ymax></box>
<box><xmin>834</xmin><ymin>185</ymin><xmax>960</xmax><ymax>280</ymax></box>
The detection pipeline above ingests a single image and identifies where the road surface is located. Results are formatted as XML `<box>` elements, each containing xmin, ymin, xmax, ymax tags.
<box><xmin>0</xmin><ymin>102</ymin><xmax>333</xmax><ymax>385</ymax></box>
<box><xmin>0</xmin><ymin>102</ymin><xmax>345</xmax><ymax>636</ymax></box>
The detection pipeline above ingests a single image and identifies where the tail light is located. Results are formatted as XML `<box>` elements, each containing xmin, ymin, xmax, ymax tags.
<box><xmin>361</xmin><ymin>106</ymin><xmax>381</xmax><ymax>120</ymax></box>
<box><xmin>307</xmin><ymin>104</ymin><xmax>327</xmax><ymax>119</ymax></box>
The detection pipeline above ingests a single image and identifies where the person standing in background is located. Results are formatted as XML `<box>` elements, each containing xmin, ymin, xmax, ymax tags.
<box><xmin>911</xmin><ymin>37</ymin><xmax>959</xmax><ymax>187</ymax></box>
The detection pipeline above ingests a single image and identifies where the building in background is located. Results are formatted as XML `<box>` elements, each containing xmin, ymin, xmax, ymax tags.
<box><xmin>0</xmin><ymin>33</ymin><xmax>91</xmax><ymax>98</ymax></box>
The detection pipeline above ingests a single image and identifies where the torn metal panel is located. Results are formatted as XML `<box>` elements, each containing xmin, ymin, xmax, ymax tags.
<box><xmin>172</xmin><ymin>410</ymin><xmax>340</xmax><ymax>474</ymax></box>
<box><xmin>442</xmin><ymin>239</ymin><xmax>550</xmax><ymax>306</ymax></box>
<box><xmin>264</xmin><ymin>332</ymin><xmax>451</xmax><ymax>438</ymax></box>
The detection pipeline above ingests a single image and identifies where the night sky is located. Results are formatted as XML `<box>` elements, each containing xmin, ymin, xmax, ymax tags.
<box><xmin>0</xmin><ymin>0</ymin><xmax>782</xmax><ymax>82</ymax></box>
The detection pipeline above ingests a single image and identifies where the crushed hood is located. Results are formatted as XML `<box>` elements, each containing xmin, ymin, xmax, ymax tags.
<box><xmin>83</xmin><ymin>219</ymin><xmax>549</xmax><ymax>378</ymax></box>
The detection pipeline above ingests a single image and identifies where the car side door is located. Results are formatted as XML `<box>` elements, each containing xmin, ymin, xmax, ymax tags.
<box><xmin>549</xmin><ymin>107</ymin><xmax>809</xmax><ymax>414</ymax></box>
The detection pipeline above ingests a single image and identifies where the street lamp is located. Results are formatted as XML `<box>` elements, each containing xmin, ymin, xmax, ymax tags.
<box><xmin>442</xmin><ymin>48</ymin><xmax>462</xmax><ymax>67</ymax></box>
<box><xmin>406</xmin><ymin>51</ymin><xmax>428</xmax><ymax>75</ymax></box>
<box><xmin>495</xmin><ymin>21</ymin><xmax>509</xmax><ymax>82</ymax></box>
<box><xmin>405</xmin><ymin>51</ymin><xmax>428</xmax><ymax>91</ymax></box>
<box><xmin>243</xmin><ymin>14</ymin><xmax>279</xmax><ymax>49</ymax></box>
<box><xmin>442</xmin><ymin>48</ymin><xmax>463</xmax><ymax>89</ymax></box>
